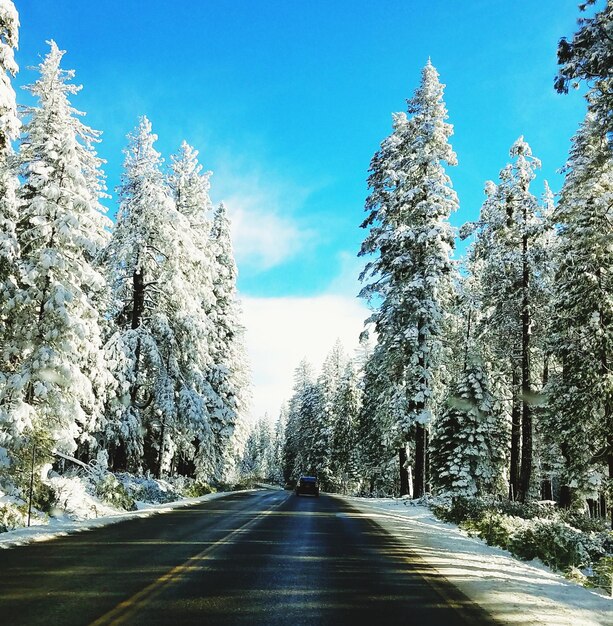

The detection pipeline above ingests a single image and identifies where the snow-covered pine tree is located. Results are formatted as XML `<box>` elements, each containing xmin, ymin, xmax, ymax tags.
<box><xmin>354</xmin><ymin>341</ymin><xmax>399</xmax><ymax>495</ymax></box>
<box><xmin>555</xmin><ymin>0</ymin><xmax>612</xmax><ymax>142</ymax></box>
<box><xmin>270</xmin><ymin>409</ymin><xmax>286</xmax><ymax>484</ymax></box>
<box><xmin>282</xmin><ymin>359</ymin><xmax>319</xmax><ymax>482</ymax></box>
<box><xmin>206</xmin><ymin>202</ymin><xmax>250</xmax><ymax>480</ymax></box>
<box><xmin>547</xmin><ymin>110</ymin><xmax>612</xmax><ymax>524</ymax></box>
<box><xmin>167</xmin><ymin>141</ymin><xmax>219</xmax><ymax>478</ymax></box>
<box><xmin>468</xmin><ymin>138</ymin><xmax>551</xmax><ymax>502</ymax></box>
<box><xmin>430</xmin><ymin>361</ymin><xmax>507</xmax><ymax>497</ymax></box>
<box><xmin>359</xmin><ymin>61</ymin><xmax>458</xmax><ymax>497</ymax></box>
<box><xmin>104</xmin><ymin>116</ymin><xmax>193</xmax><ymax>476</ymax></box>
<box><xmin>0</xmin><ymin>0</ymin><xmax>20</xmax><ymax>353</ymax></box>
<box><xmin>329</xmin><ymin>360</ymin><xmax>361</xmax><ymax>493</ymax></box>
<box><xmin>0</xmin><ymin>41</ymin><xmax>110</xmax><ymax>485</ymax></box>
<box><xmin>315</xmin><ymin>340</ymin><xmax>348</xmax><ymax>489</ymax></box>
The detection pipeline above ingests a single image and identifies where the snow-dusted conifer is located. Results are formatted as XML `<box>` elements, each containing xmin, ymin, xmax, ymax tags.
<box><xmin>430</xmin><ymin>362</ymin><xmax>507</xmax><ymax>496</ymax></box>
<box><xmin>359</xmin><ymin>61</ymin><xmax>458</xmax><ymax>497</ymax></box>
<box><xmin>469</xmin><ymin>138</ymin><xmax>549</xmax><ymax>501</ymax></box>
<box><xmin>0</xmin><ymin>0</ymin><xmax>20</xmax><ymax>345</ymax></box>
<box><xmin>315</xmin><ymin>340</ymin><xmax>348</xmax><ymax>488</ymax></box>
<box><xmin>354</xmin><ymin>342</ymin><xmax>398</xmax><ymax>495</ymax></box>
<box><xmin>547</xmin><ymin>111</ymin><xmax>612</xmax><ymax>521</ymax></box>
<box><xmin>555</xmin><ymin>0</ymin><xmax>612</xmax><ymax>141</ymax></box>
<box><xmin>206</xmin><ymin>202</ymin><xmax>250</xmax><ymax>479</ymax></box>
<box><xmin>330</xmin><ymin>361</ymin><xmax>361</xmax><ymax>493</ymax></box>
<box><xmin>104</xmin><ymin>117</ymin><xmax>191</xmax><ymax>475</ymax></box>
<box><xmin>167</xmin><ymin>142</ymin><xmax>220</xmax><ymax>479</ymax></box>
<box><xmin>1</xmin><ymin>42</ymin><xmax>110</xmax><ymax>481</ymax></box>
<box><xmin>283</xmin><ymin>360</ymin><xmax>318</xmax><ymax>481</ymax></box>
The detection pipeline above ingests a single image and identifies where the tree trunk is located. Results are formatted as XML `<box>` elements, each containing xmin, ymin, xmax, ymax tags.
<box><xmin>559</xmin><ymin>484</ymin><xmax>573</xmax><ymax>509</ymax></box>
<box><xmin>132</xmin><ymin>268</ymin><xmax>145</xmax><ymax>330</ymax></box>
<box><xmin>398</xmin><ymin>446</ymin><xmax>410</xmax><ymax>496</ymax></box>
<box><xmin>518</xmin><ymin>229</ymin><xmax>532</xmax><ymax>502</ymax></box>
<box><xmin>509</xmin><ymin>366</ymin><xmax>521</xmax><ymax>500</ymax></box>
<box><xmin>414</xmin><ymin>425</ymin><xmax>427</xmax><ymax>498</ymax></box>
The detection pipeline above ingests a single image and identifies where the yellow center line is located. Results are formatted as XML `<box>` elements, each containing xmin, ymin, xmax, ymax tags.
<box><xmin>90</xmin><ymin>494</ymin><xmax>288</xmax><ymax>626</ymax></box>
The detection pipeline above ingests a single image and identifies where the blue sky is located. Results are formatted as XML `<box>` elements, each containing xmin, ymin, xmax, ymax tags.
<box><xmin>13</xmin><ymin>0</ymin><xmax>591</xmax><ymax>418</ymax></box>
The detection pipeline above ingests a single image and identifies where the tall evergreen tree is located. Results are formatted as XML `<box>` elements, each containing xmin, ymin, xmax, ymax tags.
<box><xmin>315</xmin><ymin>340</ymin><xmax>348</xmax><ymax>488</ymax></box>
<box><xmin>167</xmin><ymin>142</ymin><xmax>218</xmax><ymax>478</ymax></box>
<box><xmin>354</xmin><ymin>341</ymin><xmax>401</xmax><ymax>495</ymax></box>
<box><xmin>547</xmin><ymin>111</ymin><xmax>612</xmax><ymax>523</ymax></box>
<box><xmin>207</xmin><ymin>202</ymin><xmax>250</xmax><ymax>480</ymax></box>
<box><xmin>104</xmin><ymin>116</ymin><xmax>189</xmax><ymax>475</ymax></box>
<box><xmin>555</xmin><ymin>0</ymin><xmax>612</xmax><ymax>142</ymax></box>
<box><xmin>468</xmin><ymin>138</ymin><xmax>549</xmax><ymax>502</ymax></box>
<box><xmin>1</xmin><ymin>41</ymin><xmax>110</xmax><ymax>481</ymax></box>
<box><xmin>330</xmin><ymin>361</ymin><xmax>361</xmax><ymax>493</ymax></box>
<box><xmin>0</xmin><ymin>0</ymin><xmax>20</xmax><ymax>348</ymax></box>
<box><xmin>359</xmin><ymin>61</ymin><xmax>458</xmax><ymax>497</ymax></box>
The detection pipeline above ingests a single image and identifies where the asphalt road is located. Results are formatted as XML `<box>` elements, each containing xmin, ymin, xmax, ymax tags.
<box><xmin>0</xmin><ymin>490</ymin><xmax>498</xmax><ymax>625</ymax></box>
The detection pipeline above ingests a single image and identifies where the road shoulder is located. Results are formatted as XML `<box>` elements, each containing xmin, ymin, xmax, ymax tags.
<box><xmin>336</xmin><ymin>495</ymin><xmax>612</xmax><ymax>626</ymax></box>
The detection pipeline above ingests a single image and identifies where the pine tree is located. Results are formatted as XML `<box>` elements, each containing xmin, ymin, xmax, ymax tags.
<box><xmin>468</xmin><ymin>137</ymin><xmax>550</xmax><ymax>502</ymax></box>
<box><xmin>430</xmin><ymin>361</ymin><xmax>507</xmax><ymax>496</ymax></box>
<box><xmin>354</xmin><ymin>341</ymin><xmax>398</xmax><ymax>495</ymax></box>
<box><xmin>0</xmin><ymin>41</ymin><xmax>110</xmax><ymax>485</ymax></box>
<box><xmin>0</xmin><ymin>1</ymin><xmax>20</xmax><ymax>472</ymax></box>
<box><xmin>167</xmin><ymin>142</ymin><xmax>218</xmax><ymax>478</ymax></box>
<box><xmin>270</xmin><ymin>410</ymin><xmax>286</xmax><ymax>484</ymax></box>
<box><xmin>0</xmin><ymin>0</ymin><xmax>20</xmax><ymax>349</ymax></box>
<box><xmin>555</xmin><ymin>0</ymin><xmax>612</xmax><ymax>142</ymax></box>
<box><xmin>547</xmin><ymin>110</ymin><xmax>612</xmax><ymax>523</ymax></box>
<box><xmin>283</xmin><ymin>360</ymin><xmax>318</xmax><ymax>482</ymax></box>
<box><xmin>315</xmin><ymin>340</ymin><xmax>348</xmax><ymax>489</ymax></box>
<box><xmin>104</xmin><ymin>116</ymin><xmax>189</xmax><ymax>475</ymax></box>
<box><xmin>206</xmin><ymin>202</ymin><xmax>250</xmax><ymax>480</ymax></box>
<box><xmin>359</xmin><ymin>61</ymin><xmax>458</xmax><ymax>497</ymax></box>
<box><xmin>330</xmin><ymin>361</ymin><xmax>361</xmax><ymax>493</ymax></box>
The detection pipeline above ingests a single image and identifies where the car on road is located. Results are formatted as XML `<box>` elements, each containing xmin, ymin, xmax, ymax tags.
<box><xmin>295</xmin><ymin>476</ymin><xmax>319</xmax><ymax>497</ymax></box>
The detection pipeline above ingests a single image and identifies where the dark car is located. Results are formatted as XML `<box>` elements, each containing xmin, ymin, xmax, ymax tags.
<box><xmin>295</xmin><ymin>476</ymin><xmax>319</xmax><ymax>497</ymax></box>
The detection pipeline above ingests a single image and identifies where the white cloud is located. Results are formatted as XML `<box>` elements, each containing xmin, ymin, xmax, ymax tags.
<box><xmin>241</xmin><ymin>293</ymin><xmax>370</xmax><ymax>422</ymax></box>
<box><xmin>228</xmin><ymin>204</ymin><xmax>309</xmax><ymax>270</ymax></box>
<box><xmin>211</xmin><ymin>156</ymin><xmax>315</xmax><ymax>271</ymax></box>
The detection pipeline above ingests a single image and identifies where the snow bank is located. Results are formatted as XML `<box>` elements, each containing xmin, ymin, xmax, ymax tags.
<box><xmin>342</xmin><ymin>496</ymin><xmax>612</xmax><ymax>626</ymax></box>
<box><xmin>0</xmin><ymin>490</ymin><xmax>235</xmax><ymax>550</ymax></box>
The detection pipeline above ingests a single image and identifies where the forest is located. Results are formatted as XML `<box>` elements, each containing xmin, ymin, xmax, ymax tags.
<box><xmin>241</xmin><ymin>1</ymin><xmax>613</xmax><ymax>538</ymax></box>
<box><xmin>0</xmin><ymin>3</ymin><xmax>250</xmax><ymax>521</ymax></box>
<box><xmin>0</xmin><ymin>2</ymin><xmax>611</xmax><ymax>592</ymax></box>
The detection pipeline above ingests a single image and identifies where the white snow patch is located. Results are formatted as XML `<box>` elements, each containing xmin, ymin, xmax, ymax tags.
<box><xmin>0</xmin><ymin>491</ymin><xmax>244</xmax><ymax>550</ymax></box>
<box><xmin>341</xmin><ymin>496</ymin><xmax>612</xmax><ymax>626</ymax></box>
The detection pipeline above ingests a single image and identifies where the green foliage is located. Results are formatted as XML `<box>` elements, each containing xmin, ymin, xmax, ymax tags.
<box><xmin>463</xmin><ymin>512</ymin><xmax>517</xmax><ymax>549</ymax></box>
<box><xmin>180</xmin><ymin>480</ymin><xmax>214</xmax><ymax>498</ymax></box>
<box><xmin>591</xmin><ymin>555</ymin><xmax>613</xmax><ymax>595</ymax></box>
<box><xmin>94</xmin><ymin>474</ymin><xmax>135</xmax><ymax>510</ymax></box>
<box><xmin>430</xmin><ymin>496</ymin><xmax>612</xmax><ymax>590</ymax></box>
<box><xmin>32</xmin><ymin>481</ymin><xmax>57</xmax><ymax>513</ymax></box>
<box><xmin>507</xmin><ymin>520</ymin><xmax>601</xmax><ymax>570</ymax></box>
<box><xmin>431</xmin><ymin>495</ymin><xmax>493</xmax><ymax>524</ymax></box>
<box><xmin>0</xmin><ymin>502</ymin><xmax>29</xmax><ymax>532</ymax></box>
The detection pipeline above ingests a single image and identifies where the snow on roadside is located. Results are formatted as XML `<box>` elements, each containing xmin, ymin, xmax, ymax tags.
<box><xmin>0</xmin><ymin>490</ymin><xmax>240</xmax><ymax>550</ymax></box>
<box><xmin>342</xmin><ymin>496</ymin><xmax>612</xmax><ymax>626</ymax></box>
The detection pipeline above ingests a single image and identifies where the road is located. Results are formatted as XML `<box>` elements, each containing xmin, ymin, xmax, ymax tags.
<box><xmin>0</xmin><ymin>489</ymin><xmax>498</xmax><ymax>625</ymax></box>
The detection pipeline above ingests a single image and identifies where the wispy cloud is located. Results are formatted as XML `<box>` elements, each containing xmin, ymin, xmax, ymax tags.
<box><xmin>211</xmin><ymin>154</ymin><xmax>316</xmax><ymax>271</ymax></box>
<box><xmin>227</xmin><ymin>203</ymin><xmax>311</xmax><ymax>271</ymax></box>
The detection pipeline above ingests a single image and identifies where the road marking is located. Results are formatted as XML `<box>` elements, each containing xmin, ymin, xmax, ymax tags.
<box><xmin>89</xmin><ymin>493</ymin><xmax>288</xmax><ymax>626</ymax></box>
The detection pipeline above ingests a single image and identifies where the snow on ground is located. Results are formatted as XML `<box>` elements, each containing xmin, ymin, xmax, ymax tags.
<box><xmin>0</xmin><ymin>490</ymin><xmax>236</xmax><ymax>550</ymax></box>
<box><xmin>342</xmin><ymin>496</ymin><xmax>612</xmax><ymax>626</ymax></box>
